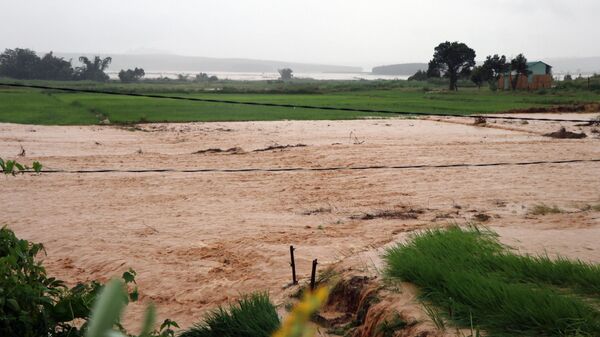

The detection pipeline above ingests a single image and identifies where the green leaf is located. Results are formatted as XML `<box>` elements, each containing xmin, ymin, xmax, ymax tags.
<box><xmin>122</xmin><ymin>268</ymin><xmax>136</xmax><ymax>284</ymax></box>
<box><xmin>7</xmin><ymin>298</ymin><xmax>20</xmax><ymax>311</ymax></box>
<box><xmin>160</xmin><ymin>319</ymin><xmax>179</xmax><ymax>330</ymax></box>
<box><xmin>5</xmin><ymin>160</ymin><xmax>15</xmax><ymax>174</ymax></box>
<box><xmin>129</xmin><ymin>287</ymin><xmax>139</xmax><ymax>302</ymax></box>
<box><xmin>32</xmin><ymin>161</ymin><xmax>43</xmax><ymax>173</ymax></box>
<box><xmin>85</xmin><ymin>279</ymin><xmax>127</xmax><ymax>337</ymax></box>
<box><xmin>139</xmin><ymin>303</ymin><xmax>156</xmax><ymax>337</ymax></box>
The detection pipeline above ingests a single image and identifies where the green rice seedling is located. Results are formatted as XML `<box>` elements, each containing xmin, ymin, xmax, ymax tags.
<box><xmin>179</xmin><ymin>293</ymin><xmax>280</xmax><ymax>337</ymax></box>
<box><xmin>384</xmin><ymin>226</ymin><xmax>600</xmax><ymax>336</ymax></box>
<box><xmin>488</xmin><ymin>253</ymin><xmax>600</xmax><ymax>296</ymax></box>
<box><xmin>4</xmin><ymin>80</ymin><xmax>600</xmax><ymax>125</ymax></box>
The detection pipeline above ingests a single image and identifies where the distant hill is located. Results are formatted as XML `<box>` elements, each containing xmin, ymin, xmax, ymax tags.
<box><xmin>52</xmin><ymin>52</ymin><xmax>362</xmax><ymax>74</ymax></box>
<box><xmin>371</xmin><ymin>63</ymin><xmax>427</xmax><ymax>75</ymax></box>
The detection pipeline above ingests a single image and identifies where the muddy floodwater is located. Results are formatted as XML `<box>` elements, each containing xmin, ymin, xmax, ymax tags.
<box><xmin>1</xmin><ymin>114</ymin><xmax>599</xmax><ymax>329</ymax></box>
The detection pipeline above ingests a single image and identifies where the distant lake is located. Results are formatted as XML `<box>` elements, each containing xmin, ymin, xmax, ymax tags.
<box><xmin>107</xmin><ymin>71</ymin><xmax>410</xmax><ymax>81</ymax></box>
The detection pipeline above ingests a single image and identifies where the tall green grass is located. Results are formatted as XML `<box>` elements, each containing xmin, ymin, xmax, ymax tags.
<box><xmin>179</xmin><ymin>293</ymin><xmax>280</xmax><ymax>337</ymax></box>
<box><xmin>384</xmin><ymin>226</ymin><xmax>600</xmax><ymax>336</ymax></box>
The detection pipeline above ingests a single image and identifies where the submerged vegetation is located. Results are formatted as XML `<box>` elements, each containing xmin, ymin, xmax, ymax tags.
<box><xmin>384</xmin><ymin>226</ymin><xmax>600</xmax><ymax>336</ymax></box>
<box><xmin>528</xmin><ymin>203</ymin><xmax>564</xmax><ymax>216</ymax></box>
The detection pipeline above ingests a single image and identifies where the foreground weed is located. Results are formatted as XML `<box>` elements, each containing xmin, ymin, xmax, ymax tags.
<box><xmin>384</xmin><ymin>226</ymin><xmax>600</xmax><ymax>336</ymax></box>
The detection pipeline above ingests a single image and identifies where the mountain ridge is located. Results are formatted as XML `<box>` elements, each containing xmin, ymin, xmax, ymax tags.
<box><xmin>51</xmin><ymin>52</ymin><xmax>363</xmax><ymax>73</ymax></box>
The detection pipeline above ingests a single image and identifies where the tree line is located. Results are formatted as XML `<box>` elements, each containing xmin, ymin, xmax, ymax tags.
<box><xmin>0</xmin><ymin>48</ymin><xmax>117</xmax><ymax>81</ymax></box>
<box><xmin>409</xmin><ymin>41</ymin><xmax>533</xmax><ymax>91</ymax></box>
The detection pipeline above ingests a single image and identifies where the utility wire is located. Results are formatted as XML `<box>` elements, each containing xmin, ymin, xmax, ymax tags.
<box><xmin>1</xmin><ymin>82</ymin><xmax>596</xmax><ymax>123</ymax></box>
<box><xmin>24</xmin><ymin>158</ymin><xmax>600</xmax><ymax>175</ymax></box>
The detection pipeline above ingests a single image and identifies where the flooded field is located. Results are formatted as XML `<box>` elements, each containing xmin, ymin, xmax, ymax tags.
<box><xmin>1</xmin><ymin>114</ymin><xmax>599</xmax><ymax>329</ymax></box>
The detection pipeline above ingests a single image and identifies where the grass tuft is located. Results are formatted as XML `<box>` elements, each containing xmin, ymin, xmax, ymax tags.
<box><xmin>179</xmin><ymin>293</ymin><xmax>280</xmax><ymax>337</ymax></box>
<box><xmin>384</xmin><ymin>226</ymin><xmax>600</xmax><ymax>336</ymax></box>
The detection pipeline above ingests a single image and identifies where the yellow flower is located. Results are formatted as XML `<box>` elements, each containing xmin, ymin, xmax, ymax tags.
<box><xmin>273</xmin><ymin>286</ymin><xmax>330</xmax><ymax>337</ymax></box>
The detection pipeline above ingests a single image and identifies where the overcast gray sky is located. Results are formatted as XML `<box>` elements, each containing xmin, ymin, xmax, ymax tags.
<box><xmin>1</xmin><ymin>0</ymin><xmax>599</xmax><ymax>68</ymax></box>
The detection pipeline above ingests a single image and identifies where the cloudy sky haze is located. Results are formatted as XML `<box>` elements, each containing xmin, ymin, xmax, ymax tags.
<box><xmin>1</xmin><ymin>0</ymin><xmax>598</xmax><ymax>68</ymax></box>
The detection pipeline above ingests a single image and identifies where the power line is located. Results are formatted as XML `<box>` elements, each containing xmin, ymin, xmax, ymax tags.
<box><xmin>25</xmin><ymin>158</ymin><xmax>600</xmax><ymax>175</ymax></box>
<box><xmin>1</xmin><ymin>82</ymin><xmax>595</xmax><ymax>123</ymax></box>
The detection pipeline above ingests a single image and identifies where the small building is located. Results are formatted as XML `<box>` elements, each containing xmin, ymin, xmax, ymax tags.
<box><xmin>498</xmin><ymin>61</ymin><xmax>553</xmax><ymax>90</ymax></box>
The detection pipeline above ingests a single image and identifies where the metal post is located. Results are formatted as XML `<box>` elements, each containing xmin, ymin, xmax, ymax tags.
<box><xmin>290</xmin><ymin>246</ymin><xmax>297</xmax><ymax>285</ymax></box>
<box><xmin>310</xmin><ymin>259</ymin><xmax>318</xmax><ymax>291</ymax></box>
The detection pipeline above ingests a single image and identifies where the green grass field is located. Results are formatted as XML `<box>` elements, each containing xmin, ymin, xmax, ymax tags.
<box><xmin>384</xmin><ymin>226</ymin><xmax>600</xmax><ymax>336</ymax></box>
<box><xmin>1</xmin><ymin>79</ymin><xmax>600</xmax><ymax>125</ymax></box>
<box><xmin>179</xmin><ymin>293</ymin><xmax>280</xmax><ymax>337</ymax></box>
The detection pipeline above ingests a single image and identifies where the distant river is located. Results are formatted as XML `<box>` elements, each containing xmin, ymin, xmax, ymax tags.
<box><xmin>107</xmin><ymin>71</ymin><xmax>410</xmax><ymax>81</ymax></box>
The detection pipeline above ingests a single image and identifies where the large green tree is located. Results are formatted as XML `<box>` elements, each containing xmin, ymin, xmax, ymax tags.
<box><xmin>510</xmin><ymin>53</ymin><xmax>529</xmax><ymax>90</ymax></box>
<box><xmin>0</xmin><ymin>49</ymin><xmax>75</xmax><ymax>80</ymax></box>
<box><xmin>278</xmin><ymin>68</ymin><xmax>293</xmax><ymax>81</ymax></box>
<box><xmin>481</xmin><ymin>54</ymin><xmax>509</xmax><ymax>88</ymax></box>
<box><xmin>470</xmin><ymin>66</ymin><xmax>485</xmax><ymax>89</ymax></box>
<box><xmin>427</xmin><ymin>41</ymin><xmax>476</xmax><ymax>90</ymax></box>
<box><xmin>0</xmin><ymin>48</ymin><xmax>41</xmax><ymax>79</ymax></box>
<box><xmin>37</xmin><ymin>52</ymin><xmax>74</xmax><ymax>80</ymax></box>
<box><xmin>118</xmin><ymin>67</ymin><xmax>145</xmax><ymax>82</ymax></box>
<box><xmin>76</xmin><ymin>56</ymin><xmax>112</xmax><ymax>81</ymax></box>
